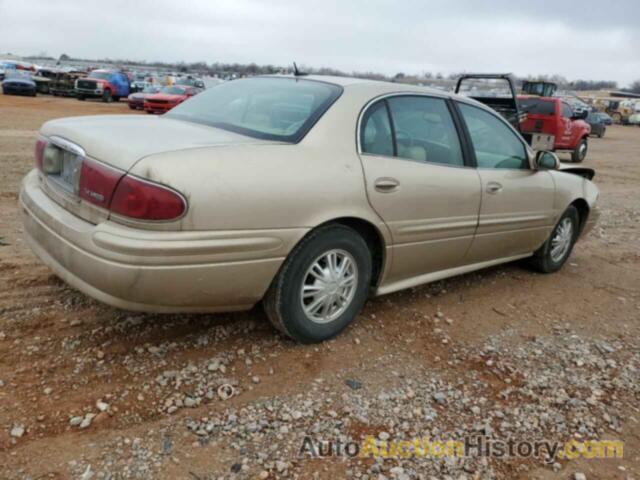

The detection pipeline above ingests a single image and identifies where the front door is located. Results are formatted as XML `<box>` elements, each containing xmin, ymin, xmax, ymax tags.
<box><xmin>456</xmin><ymin>102</ymin><xmax>556</xmax><ymax>263</ymax></box>
<box><xmin>358</xmin><ymin>95</ymin><xmax>482</xmax><ymax>287</ymax></box>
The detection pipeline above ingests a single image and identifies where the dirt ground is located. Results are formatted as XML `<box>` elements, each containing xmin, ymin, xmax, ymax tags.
<box><xmin>0</xmin><ymin>92</ymin><xmax>638</xmax><ymax>480</ymax></box>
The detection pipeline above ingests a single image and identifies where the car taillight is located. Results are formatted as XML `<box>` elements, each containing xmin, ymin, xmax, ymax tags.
<box><xmin>110</xmin><ymin>175</ymin><xmax>186</xmax><ymax>221</ymax></box>
<box><xmin>78</xmin><ymin>158</ymin><xmax>125</xmax><ymax>210</ymax></box>
<box><xmin>35</xmin><ymin>137</ymin><xmax>47</xmax><ymax>170</ymax></box>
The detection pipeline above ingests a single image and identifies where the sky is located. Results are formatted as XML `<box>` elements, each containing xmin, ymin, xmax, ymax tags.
<box><xmin>1</xmin><ymin>0</ymin><xmax>639</xmax><ymax>86</ymax></box>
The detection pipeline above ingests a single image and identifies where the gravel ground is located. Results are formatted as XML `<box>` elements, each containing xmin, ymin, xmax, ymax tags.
<box><xmin>0</xmin><ymin>92</ymin><xmax>639</xmax><ymax>480</ymax></box>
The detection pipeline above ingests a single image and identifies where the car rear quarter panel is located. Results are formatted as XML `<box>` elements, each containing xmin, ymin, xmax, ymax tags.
<box><xmin>128</xmin><ymin>142</ymin><xmax>384</xmax><ymax>234</ymax></box>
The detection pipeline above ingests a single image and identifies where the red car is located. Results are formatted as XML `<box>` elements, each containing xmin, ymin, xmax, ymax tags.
<box><xmin>127</xmin><ymin>85</ymin><xmax>161</xmax><ymax>110</ymax></box>
<box><xmin>143</xmin><ymin>85</ymin><xmax>198</xmax><ymax>114</ymax></box>
<box><xmin>519</xmin><ymin>96</ymin><xmax>591</xmax><ymax>162</ymax></box>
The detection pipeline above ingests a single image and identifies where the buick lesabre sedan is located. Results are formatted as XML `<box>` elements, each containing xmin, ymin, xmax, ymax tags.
<box><xmin>20</xmin><ymin>75</ymin><xmax>599</xmax><ymax>343</ymax></box>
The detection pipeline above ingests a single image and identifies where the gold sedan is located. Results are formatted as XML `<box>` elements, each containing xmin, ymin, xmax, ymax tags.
<box><xmin>20</xmin><ymin>75</ymin><xmax>599</xmax><ymax>343</ymax></box>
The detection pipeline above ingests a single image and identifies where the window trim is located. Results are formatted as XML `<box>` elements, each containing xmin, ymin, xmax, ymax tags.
<box><xmin>452</xmin><ymin>100</ymin><xmax>534</xmax><ymax>171</ymax></box>
<box><xmin>357</xmin><ymin>92</ymin><xmax>472</xmax><ymax>169</ymax></box>
<box><xmin>561</xmin><ymin>102</ymin><xmax>574</xmax><ymax>119</ymax></box>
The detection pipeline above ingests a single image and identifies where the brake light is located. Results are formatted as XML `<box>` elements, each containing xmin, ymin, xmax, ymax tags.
<box><xmin>35</xmin><ymin>137</ymin><xmax>47</xmax><ymax>170</ymax></box>
<box><xmin>110</xmin><ymin>175</ymin><xmax>186</xmax><ymax>221</ymax></box>
<box><xmin>78</xmin><ymin>159</ymin><xmax>125</xmax><ymax>209</ymax></box>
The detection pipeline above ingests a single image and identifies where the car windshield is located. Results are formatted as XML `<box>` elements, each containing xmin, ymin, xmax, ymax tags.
<box><xmin>89</xmin><ymin>71</ymin><xmax>111</xmax><ymax>80</ymax></box>
<box><xmin>166</xmin><ymin>77</ymin><xmax>343</xmax><ymax>142</ymax></box>
<box><xmin>161</xmin><ymin>86</ymin><xmax>186</xmax><ymax>95</ymax></box>
<box><xmin>4</xmin><ymin>70</ymin><xmax>31</xmax><ymax>80</ymax></box>
<box><xmin>143</xmin><ymin>86</ymin><xmax>160</xmax><ymax>93</ymax></box>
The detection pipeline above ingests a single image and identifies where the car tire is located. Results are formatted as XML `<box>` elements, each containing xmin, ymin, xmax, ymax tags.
<box><xmin>77</xmin><ymin>95</ymin><xmax>85</xmax><ymax>101</ymax></box>
<box><xmin>102</xmin><ymin>89</ymin><xmax>112</xmax><ymax>103</ymax></box>
<box><xmin>128</xmin><ymin>104</ymin><xmax>136</xmax><ymax>110</ymax></box>
<box><xmin>571</xmin><ymin>138</ymin><xmax>587</xmax><ymax>163</ymax></box>
<box><xmin>528</xmin><ymin>206</ymin><xmax>579</xmax><ymax>274</ymax></box>
<box><xmin>264</xmin><ymin>224</ymin><xmax>372</xmax><ymax>343</ymax></box>
<box><xmin>112</xmin><ymin>96</ymin><xmax>120</xmax><ymax>102</ymax></box>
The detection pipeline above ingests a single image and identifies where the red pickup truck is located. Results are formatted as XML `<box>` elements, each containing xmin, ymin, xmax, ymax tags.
<box><xmin>519</xmin><ymin>96</ymin><xmax>591</xmax><ymax>163</ymax></box>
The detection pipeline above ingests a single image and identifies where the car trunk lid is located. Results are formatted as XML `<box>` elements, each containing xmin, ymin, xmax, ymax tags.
<box><xmin>37</xmin><ymin>115</ymin><xmax>276</xmax><ymax>226</ymax></box>
<box><xmin>40</xmin><ymin>115</ymin><xmax>271</xmax><ymax>171</ymax></box>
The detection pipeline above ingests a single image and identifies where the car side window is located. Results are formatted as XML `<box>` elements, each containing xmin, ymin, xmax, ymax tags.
<box><xmin>561</xmin><ymin>103</ymin><xmax>573</xmax><ymax>118</ymax></box>
<box><xmin>361</xmin><ymin>101</ymin><xmax>393</xmax><ymax>157</ymax></box>
<box><xmin>458</xmin><ymin>103</ymin><xmax>529</xmax><ymax>170</ymax></box>
<box><xmin>387</xmin><ymin>96</ymin><xmax>464</xmax><ymax>166</ymax></box>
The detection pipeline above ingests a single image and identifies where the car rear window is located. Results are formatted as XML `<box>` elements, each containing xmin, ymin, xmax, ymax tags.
<box><xmin>518</xmin><ymin>98</ymin><xmax>555</xmax><ymax>115</ymax></box>
<box><xmin>166</xmin><ymin>77</ymin><xmax>343</xmax><ymax>142</ymax></box>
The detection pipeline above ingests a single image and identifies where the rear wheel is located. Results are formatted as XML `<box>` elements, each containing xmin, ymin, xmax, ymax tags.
<box><xmin>571</xmin><ymin>138</ymin><xmax>587</xmax><ymax>163</ymax></box>
<box><xmin>264</xmin><ymin>224</ymin><xmax>372</xmax><ymax>343</ymax></box>
<box><xmin>528</xmin><ymin>206</ymin><xmax>579</xmax><ymax>273</ymax></box>
<box><xmin>77</xmin><ymin>95</ymin><xmax>85</xmax><ymax>101</ymax></box>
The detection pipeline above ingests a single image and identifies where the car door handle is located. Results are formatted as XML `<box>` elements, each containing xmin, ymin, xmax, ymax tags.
<box><xmin>486</xmin><ymin>182</ymin><xmax>503</xmax><ymax>194</ymax></box>
<box><xmin>374</xmin><ymin>177</ymin><xmax>400</xmax><ymax>192</ymax></box>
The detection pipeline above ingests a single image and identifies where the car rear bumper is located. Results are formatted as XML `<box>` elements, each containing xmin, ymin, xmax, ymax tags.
<box><xmin>20</xmin><ymin>170</ymin><xmax>305</xmax><ymax>313</ymax></box>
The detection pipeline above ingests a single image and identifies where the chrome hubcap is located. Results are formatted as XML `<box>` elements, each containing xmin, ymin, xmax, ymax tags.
<box><xmin>550</xmin><ymin>218</ymin><xmax>573</xmax><ymax>262</ymax></box>
<box><xmin>300</xmin><ymin>249</ymin><xmax>358</xmax><ymax>324</ymax></box>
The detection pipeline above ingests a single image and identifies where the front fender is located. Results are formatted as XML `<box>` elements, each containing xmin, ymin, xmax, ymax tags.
<box><xmin>558</xmin><ymin>163</ymin><xmax>595</xmax><ymax>180</ymax></box>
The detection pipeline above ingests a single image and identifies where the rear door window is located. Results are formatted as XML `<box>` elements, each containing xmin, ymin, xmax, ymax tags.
<box><xmin>386</xmin><ymin>96</ymin><xmax>464</xmax><ymax>166</ymax></box>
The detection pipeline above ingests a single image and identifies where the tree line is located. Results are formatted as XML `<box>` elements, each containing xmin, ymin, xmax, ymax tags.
<box><xmin>24</xmin><ymin>53</ymin><xmax>640</xmax><ymax>93</ymax></box>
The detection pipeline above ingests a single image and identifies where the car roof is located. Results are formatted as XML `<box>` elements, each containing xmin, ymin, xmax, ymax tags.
<box><xmin>263</xmin><ymin>73</ymin><xmax>464</xmax><ymax>99</ymax></box>
<box><xmin>245</xmin><ymin>74</ymin><xmax>519</xmax><ymax>116</ymax></box>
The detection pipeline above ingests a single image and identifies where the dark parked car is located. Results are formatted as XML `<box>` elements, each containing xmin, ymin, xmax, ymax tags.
<box><xmin>1</xmin><ymin>71</ymin><xmax>37</xmax><ymax>96</ymax></box>
<box><xmin>597</xmin><ymin>112</ymin><xmax>614</xmax><ymax>125</ymax></box>
<box><xmin>586</xmin><ymin>111</ymin><xmax>606</xmax><ymax>138</ymax></box>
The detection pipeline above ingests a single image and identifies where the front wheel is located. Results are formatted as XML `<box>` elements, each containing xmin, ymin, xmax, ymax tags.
<box><xmin>102</xmin><ymin>89</ymin><xmax>112</xmax><ymax>103</ymax></box>
<box><xmin>264</xmin><ymin>224</ymin><xmax>372</xmax><ymax>343</ymax></box>
<box><xmin>528</xmin><ymin>206</ymin><xmax>579</xmax><ymax>273</ymax></box>
<box><xmin>571</xmin><ymin>138</ymin><xmax>587</xmax><ymax>163</ymax></box>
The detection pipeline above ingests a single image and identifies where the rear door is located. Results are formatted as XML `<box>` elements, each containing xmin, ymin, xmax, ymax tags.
<box><xmin>358</xmin><ymin>95</ymin><xmax>482</xmax><ymax>286</ymax></box>
<box><xmin>455</xmin><ymin>102</ymin><xmax>556</xmax><ymax>263</ymax></box>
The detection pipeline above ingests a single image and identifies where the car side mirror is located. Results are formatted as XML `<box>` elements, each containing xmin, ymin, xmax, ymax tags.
<box><xmin>535</xmin><ymin>151</ymin><xmax>560</xmax><ymax>170</ymax></box>
<box><xmin>572</xmin><ymin>110</ymin><xmax>588</xmax><ymax>120</ymax></box>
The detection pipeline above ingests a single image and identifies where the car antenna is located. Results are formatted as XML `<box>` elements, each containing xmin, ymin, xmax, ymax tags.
<box><xmin>293</xmin><ymin>62</ymin><xmax>308</xmax><ymax>77</ymax></box>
